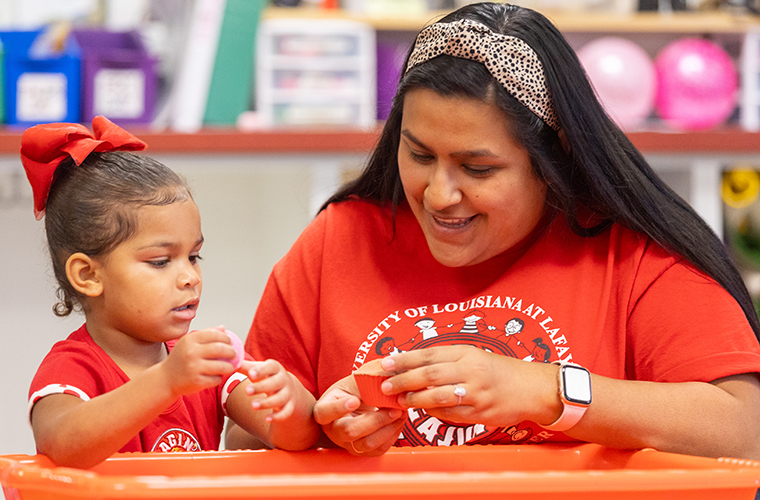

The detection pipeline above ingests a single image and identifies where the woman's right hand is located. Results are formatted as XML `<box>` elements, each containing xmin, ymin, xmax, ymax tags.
<box><xmin>313</xmin><ymin>374</ymin><xmax>407</xmax><ymax>456</ymax></box>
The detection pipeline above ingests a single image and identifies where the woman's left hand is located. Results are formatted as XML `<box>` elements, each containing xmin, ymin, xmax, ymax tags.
<box><xmin>379</xmin><ymin>345</ymin><xmax>560</xmax><ymax>427</ymax></box>
<box><xmin>313</xmin><ymin>374</ymin><xmax>408</xmax><ymax>456</ymax></box>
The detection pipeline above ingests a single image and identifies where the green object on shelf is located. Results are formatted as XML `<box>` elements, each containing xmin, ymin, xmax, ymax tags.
<box><xmin>203</xmin><ymin>0</ymin><xmax>265</xmax><ymax>125</ymax></box>
<box><xmin>730</xmin><ymin>216</ymin><xmax>760</xmax><ymax>267</ymax></box>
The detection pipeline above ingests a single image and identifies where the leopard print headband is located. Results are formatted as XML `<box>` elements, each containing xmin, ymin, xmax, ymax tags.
<box><xmin>405</xmin><ymin>19</ymin><xmax>559</xmax><ymax>130</ymax></box>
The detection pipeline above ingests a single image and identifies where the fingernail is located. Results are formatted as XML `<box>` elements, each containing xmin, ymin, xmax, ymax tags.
<box><xmin>246</xmin><ymin>385</ymin><xmax>254</xmax><ymax>395</ymax></box>
<box><xmin>381</xmin><ymin>357</ymin><xmax>395</xmax><ymax>370</ymax></box>
<box><xmin>381</xmin><ymin>380</ymin><xmax>392</xmax><ymax>393</ymax></box>
<box><xmin>252</xmin><ymin>401</ymin><xmax>261</xmax><ymax>409</ymax></box>
<box><xmin>389</xmin><ymin>408</ymin><xmax>402</xmax><ymax>418</ymax></box>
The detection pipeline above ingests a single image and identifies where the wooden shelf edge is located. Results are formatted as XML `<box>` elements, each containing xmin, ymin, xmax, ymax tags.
<box><xmin>137</xmin><ymin>127</ymin><xmax>382</xmax><ymax>154</ymax></box>
<box><xmin>2</xmin><ymin>128</ymin><xmax>760</xmax><ymax>156</ymax></box>
<box><xmin>0</xmin><ymin>127</ymin><xmax>382</xmax><ymax>155</ymax></box>
<box><xmin>263</xmin><ymin>6</ymin><xmax>760</xmax><ymax>33</ymax></box>
<box><xmin>627</xmin><ymin>129</ymin><xmax>760</xmax><ymax>153</ymax></box>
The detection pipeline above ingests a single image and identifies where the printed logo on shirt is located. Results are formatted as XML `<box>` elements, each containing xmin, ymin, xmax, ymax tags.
<box><xmin>151</xmin><ymin>428</ymin><xmax>201</xmax><ymax>453</ymax></box>
<box><xmin>350</xmin><ymin>294</ymin><xmax>572</xmax><ymax>447</ymax></box>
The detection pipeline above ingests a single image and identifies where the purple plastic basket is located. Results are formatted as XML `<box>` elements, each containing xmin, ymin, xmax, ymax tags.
<box><xmin>72</xmin><ymin>29</ymin><xmax>157</xmax><ymax>125</ymax></box>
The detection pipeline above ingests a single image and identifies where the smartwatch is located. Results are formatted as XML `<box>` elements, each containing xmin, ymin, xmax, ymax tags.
<box><xmin>541</xmin><ymin>362</ymin><xmax>592</xmax><ymax>432</ymax></box>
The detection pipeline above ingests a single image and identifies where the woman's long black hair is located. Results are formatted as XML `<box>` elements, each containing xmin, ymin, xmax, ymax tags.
<box><xmin>321</xmin><ymin>2</ymin><xmax>760</xmax><ymax>340</ymax></box>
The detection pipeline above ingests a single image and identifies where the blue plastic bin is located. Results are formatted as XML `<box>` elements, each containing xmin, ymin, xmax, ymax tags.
<box><xmin>0</xmin><ymin>38</ymin><xmax>4</xmax><ymax>124</ymax></box>
<box><xmin>72</xmin><ymin>29</ymin><xmax>157</xmax><ymax>125</ymax></box>
<box><xmin>0</xmin><ymin>30</ymin><xmax>80</xmax><ymax>127</ymax></box>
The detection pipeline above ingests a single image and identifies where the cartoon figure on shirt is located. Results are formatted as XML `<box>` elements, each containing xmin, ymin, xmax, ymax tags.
<box><xmin>489</xmin><ymin>318</ymin><xmax>551</xmax><ymax>362</ymax></box>
<box><xmin>399</xmin><ymin>317</ymin><xmax>439</xmax><ymax>348</ymax></box>
<box><xmin>446</xmin><ymin>309</ymin><xmax>489</xmax><ymax>335</ymax></box>
<box><xmin>503</xmin><ymin>424</ymin><xmax>534</xmax><ymax>444</ymax></box>
<box><xmin>487</xmin><ymin>317</ymin><xmax>525</xmax><ymax>340</ymax></box>
<box><xmin>375</xmin><ymin>336</ymin><xmax>403</xmax><ymax>356</ymax></box>
<box><xmin>504</xmin><ymin>318</ymin><xmax>525</xmax><ymax>336</ymax></box>
<box><xmin>415</xmin><ymin>317</ymin><xmax>439</xmax><ymax>340</ymax></box>
<box><xmin>524</xmin><ymin>337</ymin><xmax>551</xmax><ymax>363</ymax></box>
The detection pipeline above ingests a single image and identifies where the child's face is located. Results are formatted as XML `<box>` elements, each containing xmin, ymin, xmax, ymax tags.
<box><xmin>91</xmin><ymin>199</ymin><xmax>204</xmax><ymax>343</ymax></box>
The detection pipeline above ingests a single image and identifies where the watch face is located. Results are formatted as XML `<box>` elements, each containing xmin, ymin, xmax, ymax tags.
<box><xmin>562</xmin><ymin>365</ymin><xmax>592</xmax><ymax>405</ymax></box>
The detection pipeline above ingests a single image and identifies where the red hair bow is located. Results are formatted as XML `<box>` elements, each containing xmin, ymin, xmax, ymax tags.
<box><xmin>20</xmin><ymin>115</ymin><xmax>148</xmax><ymax>220</ymax></box>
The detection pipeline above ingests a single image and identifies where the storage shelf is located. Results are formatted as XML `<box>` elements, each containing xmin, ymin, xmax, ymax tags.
<box><xmin>0</xmin><ymin>127</ymin><xmax>380</xmax><ymax>154</ymax></box>
<box><xmin>624</xmin><ymin>129</ymin><xmax>760</xmax><ymax>154</ymax></box>
<box><xmin>548</xmin><ymin>10</ymin><xmax>760</xmax><ymax>33</ymax></box>
<box><xmin>0</xmin><ymin>126</ymin><xmax>750</xmax><ymax>236</ymax></box>
<box><xmin>3</xmin><ymin>127</ymin><xmax>760</xmax><ymax>155</ymax></box>
<box><xmin>263</xmin><ymin>7</ymin><xmax>760</xmax><ymax>33</ymax></box>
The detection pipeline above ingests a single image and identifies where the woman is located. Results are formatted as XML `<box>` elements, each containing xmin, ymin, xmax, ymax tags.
<box><xmin>240</xmin><ymin>2</ymin><xmax>760</xmax><ymax>459</ymax></box>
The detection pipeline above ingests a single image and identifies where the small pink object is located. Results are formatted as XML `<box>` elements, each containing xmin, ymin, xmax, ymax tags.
<box><xmin>224</xmin><ymin>329</ymin><xmax>245</xmax><ymax>370</ymax></box>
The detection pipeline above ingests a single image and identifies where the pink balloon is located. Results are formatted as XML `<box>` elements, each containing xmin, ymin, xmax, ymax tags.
<box><xmin>578</xmin><ymin>37</ymin><xmax>656</xmax><ymax>130</ymax></box>
<box><xmin>654</xmin><ymin>37</ymin><xmax>738</xmax><ymax>130</ymax></box>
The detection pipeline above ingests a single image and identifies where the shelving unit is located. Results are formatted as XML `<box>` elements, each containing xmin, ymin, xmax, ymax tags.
<box><xmin>259</xmin><ymin>6</ymin><xmax>760</xmax><ymax>237</ymax></box>
<box><xmin>2</xmin><ymin>7</ymin><xmax>760</xmax><ymax>230</ymax></box>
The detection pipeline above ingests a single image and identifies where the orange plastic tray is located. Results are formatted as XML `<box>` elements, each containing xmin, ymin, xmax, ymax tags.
<box><xmin>1</xmin><ymin>444</ymin><xmax>759</xmax><ymax>500</ymax></box>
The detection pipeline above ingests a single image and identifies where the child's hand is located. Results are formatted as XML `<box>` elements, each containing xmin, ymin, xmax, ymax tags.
<box><xmin>161</xmin><ymin>327</ymin><xmax>237</xmax><ymax>397</ymax></box>
<box><xmin>242</xmin><ymin>360</ymin><xmax>301</xmax><ymax>422</ymax></box>
<box><xmin>225</xmin><ymin>359</ymin><xmax>319</xmax><ymax>451</ymax></box>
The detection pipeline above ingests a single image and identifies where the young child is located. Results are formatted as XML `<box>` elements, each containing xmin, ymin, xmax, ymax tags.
<box><xmin>22</xmin><ymin>116</ymin><xmax>319</xmax><ymax>468</ymax></box>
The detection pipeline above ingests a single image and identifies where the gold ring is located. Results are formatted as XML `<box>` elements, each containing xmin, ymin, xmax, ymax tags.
<box><xmin>350</xmin><ymin>441</ymin><xmax>362</xmax><ymax>454</ymax></box>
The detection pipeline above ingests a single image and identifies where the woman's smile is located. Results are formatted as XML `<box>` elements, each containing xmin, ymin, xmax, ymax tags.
<box><xmin>431</xmin><ymin>214</ymin><xmax>477</xmax><ymax>229</ymax></box>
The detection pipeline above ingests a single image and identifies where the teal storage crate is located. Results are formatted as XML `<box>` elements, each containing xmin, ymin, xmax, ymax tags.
<box><xmin>0</xmin><ymin>29</ymin><xmax>80</xmax><ymax>127</ymax></box>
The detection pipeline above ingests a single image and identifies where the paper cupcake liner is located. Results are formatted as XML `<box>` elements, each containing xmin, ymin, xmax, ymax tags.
<box><xmin>355</xmin><ymin>373</ymin><xmax>404</xmax><ymax>409</ymax></box>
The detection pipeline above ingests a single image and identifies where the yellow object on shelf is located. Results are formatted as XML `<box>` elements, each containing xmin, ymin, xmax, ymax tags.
<box><xmin>723</xmin><ymin>167</ymin><xmax>760</xmax><ymax>209</ymax></box>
